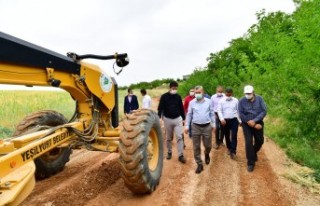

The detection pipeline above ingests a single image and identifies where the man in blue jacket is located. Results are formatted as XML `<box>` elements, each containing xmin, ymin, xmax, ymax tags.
<box><xmin>124</xmin><ymin>88</ymin><xmax>139</xmax><ymax>114</ymax></box>
<box><xmin>238</xmin><ymin>85</ymin><xmax>267</xmax><ymax>172</ymax></box>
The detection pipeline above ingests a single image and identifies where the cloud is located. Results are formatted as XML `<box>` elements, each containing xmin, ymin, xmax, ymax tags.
<box><xmin>0</xmin><ymin>0</ymin><xmax>295</xmax><ymax>87</ymax></box>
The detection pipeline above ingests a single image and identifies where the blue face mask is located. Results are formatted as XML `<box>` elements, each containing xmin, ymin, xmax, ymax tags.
<box><xmin>195</xmin><ymin>94</ymin><xmax>203</xmax><ymax>100</ymax></box>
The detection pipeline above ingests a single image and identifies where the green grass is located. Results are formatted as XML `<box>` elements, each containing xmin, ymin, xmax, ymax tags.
<box><xmin>265</xmin><ymin>116</ymin><xmax>320</xmax><ymax>182</ymax></box>
<box><xmin>0</xmin><ymin>87</ymin><xmax>168</xmax><ymax>138</ymax></box>
<box><xmin>0</xmin><ymin>90</ymin><xmax>75</xmax><ymax>138</ymax></box>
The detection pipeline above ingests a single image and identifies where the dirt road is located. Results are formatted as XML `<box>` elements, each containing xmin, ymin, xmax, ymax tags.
<box><xmin>21</xmin><ymin>130</ymin><xmax>320</xmax><ymax>206</ymax></box>
<box><xmin>21</xmin><ymin>99</ymin><xmax>320</xmax><ymax>206</ymax></box>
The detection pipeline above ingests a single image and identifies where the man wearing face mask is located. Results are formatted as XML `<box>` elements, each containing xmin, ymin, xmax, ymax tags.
<box><xmin>124</xmin><ymin>88</ymin><xmax>139</xmax><ymax>114</ymax></box>
<box><xmin>210</xmin><ymin>86</ymin><xmax>225</xmax><ymax>149</ymax></box>
<box><xmin>217</xmin><ymin>88</ymin><xmax>241</xmax><ymax>160</ymax></box>
<box><xmin>158</xmin><ymin>81</ymin><xmax>186</xmax><ymax>164</ymax></box>
<box><xmin>183</xmin><ymin>88</ymin><xmax>195</xmax><ymax>137</ymax></box>
<box><xmin>185</xmin><ymin>86</ymin><xmax>215</xmax><ymax>174</ymax></box>
<box><xmin>238</xmin><ymin>85</ymin><xmax>267</xmax><ymax>172</ymax></box>
<box><xmin>183</xmin><ymin>88</ymin><xmax>195</xmax><ymax>114</ymax></box>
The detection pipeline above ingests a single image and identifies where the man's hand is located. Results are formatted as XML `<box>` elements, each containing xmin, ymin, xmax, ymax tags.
<box><xmin>184</xmin><ymin>127</ymin><xmax>189</xmax><ymax>134</ymax></box>
<box><xmin>254</xmin><ymin>124</ymin><xmax>262</xmax><ymax>130</ymax></box>
<box><xmin>247</xmin><ymin>120</ymin><xmax>256</xmax><ymax>127</ymax></box>
<box><xmin>221</xmin><ymin>120</ymin><xmax>226</xmax><ymax>126</ymax></box>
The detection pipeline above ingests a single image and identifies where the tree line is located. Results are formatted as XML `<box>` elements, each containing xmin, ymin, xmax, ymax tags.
<box><xmin>179</xmin><ymin>0</ymin><xmax>319</xmax><ymax>181</ymax></box>
<box><xmin>119</xmin><ymin>78</ymin><xmax>182</xmax><ymax>90</ymax></box>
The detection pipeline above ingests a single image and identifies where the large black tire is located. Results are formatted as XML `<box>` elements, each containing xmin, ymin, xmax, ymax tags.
<box><xmin>14</xmin><ymin>110</ymin><xmax>72</xmax><ymax>180</ymax></box>
<box><xmin>119</xmin><ymin>109</ymin><xmax>163</xmax><ymax>194</ymax></box>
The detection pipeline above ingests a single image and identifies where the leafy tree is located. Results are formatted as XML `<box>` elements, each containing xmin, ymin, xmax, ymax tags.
<box><xmin>181</xmin><ymin>0</ymin><xmax>320</xmax><ymax>180</ymax></box>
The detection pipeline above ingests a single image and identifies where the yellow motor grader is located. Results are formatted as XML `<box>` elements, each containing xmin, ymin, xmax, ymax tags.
<box><xmin>0</xmin><ymin>32</ymin><xmax>163</xmax><ymax>206</ymax></box>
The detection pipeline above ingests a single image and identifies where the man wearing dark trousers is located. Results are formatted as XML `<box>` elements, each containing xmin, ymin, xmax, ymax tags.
<box><xmin>158</xmin><ymin>81</ymin><xmax>186</xmax><ymax>164</ymax></box>
<box><xmin>238</xmin><ymin>85</ymin><xmax>267</xmax><ymax>172</ymax></box>
<box><xmin>217</xmin><ymin>88</ymin><xmax>241</xmax><ymax>160</ymax></box>
<box><xmin>210</xmin><ymin>86</ymin><xmax>225</xmax><ymax>149</ymax></box>
<box><xmin>185</xmin><ymin>86</ymin><xmax>215</xmax><ymax>174</ymax></box>
<box><xmin>124</xmin><ymin>88</ymin><xmax>139</xmax><ymax>114</ymax></box>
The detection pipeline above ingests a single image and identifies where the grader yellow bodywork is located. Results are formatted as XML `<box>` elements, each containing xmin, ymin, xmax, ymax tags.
<box><xmin>0</xmin><ymin>32</ymin><xmax>163</xmax><ymax>206</ymax></box>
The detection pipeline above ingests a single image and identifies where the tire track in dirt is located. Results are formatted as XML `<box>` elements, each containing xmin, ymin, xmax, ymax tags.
<box><xmin>179</xmin><ymin>138</ymin><xmax>240</xmax><ymax>206</ymax></box>
<box><xmin>84</xmin><ymin>144</ymin><xmax>196</xmax><ymax>206</ymax></box>
<box><xmin>180</xmin><ymin>129</ymin><xmax>293</xmax><ymax>206</ymax></box>
<box><xmin>236</xmin><ymin>130</ymin><xmax>293</xmax><ymax>206</ymax></box>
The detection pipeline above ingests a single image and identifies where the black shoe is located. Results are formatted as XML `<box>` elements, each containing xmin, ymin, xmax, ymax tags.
<box><xmin>195</xmin><ymin>164</ymin><xmax>203</xmax><ymax>174</ymax></box>
<box><xmin>205</xmin><ymin>154</ymin><xmax>210</xmax><ymax>164</ymax></box>
<box><xmin>230</xmin><ymin>153</ymin><xmax>236</xmax><ymax>160</ymax></box>
<box><xmin>167</xmin><ymin>152</ymin><xmax>172</xmax><ymax>160</ymax></box>
<box><xmin>178</xmin><ymin>155</ymin><xmax>186</xmax><ymax>164</ymax></box>
<box><xmin>247</xmin><ymin>165</ymin><xmax>254</xmax><ymax>172</ymax></box>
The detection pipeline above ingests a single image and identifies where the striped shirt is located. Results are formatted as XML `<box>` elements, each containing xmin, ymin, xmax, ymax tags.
<box><xmin>238</xmin><ymin>95</ymin><xmax>267</xmax><ymax>123</ymax></box>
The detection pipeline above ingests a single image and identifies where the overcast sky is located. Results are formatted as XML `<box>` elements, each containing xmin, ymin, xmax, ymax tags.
<box><xmin>0</xmin><ymin>0</ymin><xmax>295</xmax><ymax>88</ymax></box>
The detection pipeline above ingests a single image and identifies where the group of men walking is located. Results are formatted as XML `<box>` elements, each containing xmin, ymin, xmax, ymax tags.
<box><xmin>123</xmin><ymin>81</ymin><xmax>267</xmax><ymax>174</ymax></box>
<box><xmin>158</xmin><ymin>81</ymin><xmax>267</xmax><ymax>174</ymax></box>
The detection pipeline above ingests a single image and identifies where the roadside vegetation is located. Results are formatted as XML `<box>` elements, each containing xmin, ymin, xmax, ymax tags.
<box><xmin>0</xmin><ymin>90</ymin><xmax>75</xmax><ymax>138</ymax></box>
<box><xmin>119</xmin><ymin>78</ymin><xmax>180</xmax><ymax>90</ymax></box>
<box><xmin>0</xmin><ymin>87</ymin><xmax>168</xmax><ymax>138</ymax></box>
<box><xmin>178</xmin><ymin>0</ymin><xmax>320</xmax><ymax>182</ymax></box>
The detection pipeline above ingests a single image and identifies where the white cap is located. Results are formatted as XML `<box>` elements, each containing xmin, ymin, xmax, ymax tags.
<box><xmin>244</xmin><ymin>85</ymin><xmax>254</xmax><ymax>93</ymax></box>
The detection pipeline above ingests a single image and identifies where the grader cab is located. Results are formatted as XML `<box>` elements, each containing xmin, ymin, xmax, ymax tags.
<box><xmin>0</xmin><ymin>32</ymin><xmax>163</xmax><ymax>206</ymax></box>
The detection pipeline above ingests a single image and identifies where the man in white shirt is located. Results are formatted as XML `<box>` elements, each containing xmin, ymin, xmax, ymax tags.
<box><xmin>140</xmin><ymin>88</ymin><xmax>152</xmax><ymax>109</ymax></box>
<box><xmin>217</xmin><ymin>88</ymin><xmax>241</xmax><ymax>160</ymax></box>
<box><xmin>210</xmin><ymin>86</ymin><xmax>225</xmax><ymax>149</ymax></box>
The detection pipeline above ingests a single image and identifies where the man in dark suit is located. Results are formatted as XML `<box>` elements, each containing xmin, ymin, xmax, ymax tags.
<box><xmin>124</xmin><ymin>88</ymin><xmax>139</xmax><ymax>114</ymax></box>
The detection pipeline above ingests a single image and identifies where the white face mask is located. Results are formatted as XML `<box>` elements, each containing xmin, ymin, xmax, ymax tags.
<box><xmin>226</xmin><ymin>96</ymin><xmax>232</xmax><ymax>101</ymax></box>
<box><xmin>217</xmin><ymin>92</ymin><xmax>223</xmax><ymax>97</ymax></box>
<box><xmin>189</xmin><ymin>92</ymin><xmax>195</xmax><ymax>96</ymax></box>
<box><xmin>170</xmin><ymin>89</ymin><xmax>177</xmax><ymax>95</ymax></box>
<box><xmin>245</xmin><ymin>94</ymin><xmax>253</xmax><ymax>100</ymax></box>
